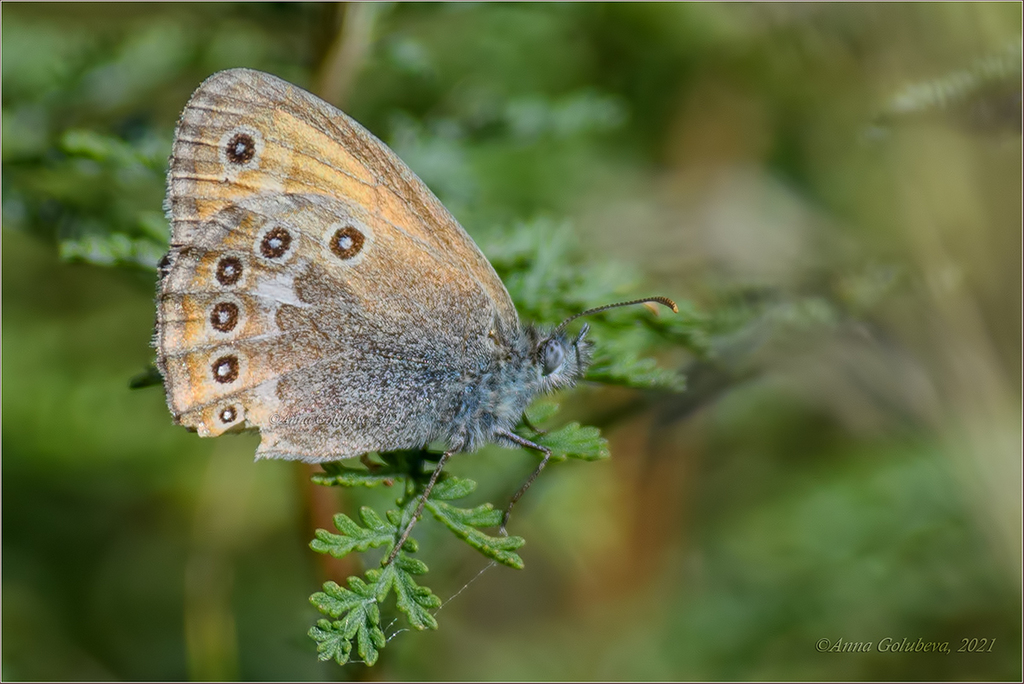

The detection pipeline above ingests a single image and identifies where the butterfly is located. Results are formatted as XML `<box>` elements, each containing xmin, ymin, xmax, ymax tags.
<box><xmin>155</xmin><ymin>68</ymin><xmax>676</xmax><ymax>561</ymax></box>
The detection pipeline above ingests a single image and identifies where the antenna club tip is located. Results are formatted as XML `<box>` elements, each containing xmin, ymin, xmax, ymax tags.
<box><xmin>652</xmin><ymin>296</ymin><xmax>679</xmax><ymax>313</ymax></box>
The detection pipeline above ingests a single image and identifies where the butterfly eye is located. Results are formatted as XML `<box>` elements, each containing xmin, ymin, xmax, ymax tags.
<box><xmin>541</xmin><ymin>340</ymin><xmax>566</xmax><ymax>376</ymax></box>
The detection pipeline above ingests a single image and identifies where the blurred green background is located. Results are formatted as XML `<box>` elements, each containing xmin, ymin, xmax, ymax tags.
<box><xmin>3</xmin><ymin>2</ymin><xmax>1021</xmax><ymax>681</ymax></box>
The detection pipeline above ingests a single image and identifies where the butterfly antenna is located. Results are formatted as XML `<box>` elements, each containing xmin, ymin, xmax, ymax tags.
<box><xmin>553</xmin><ymin>296</ymin><xmax>678</xmax><ymax>334</ymax></box>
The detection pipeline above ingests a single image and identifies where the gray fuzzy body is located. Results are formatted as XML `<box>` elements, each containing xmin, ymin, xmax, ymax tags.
<box><xmin>442</xmin><ymin>324</ymin><xmax>592</xmax><ymax>453</ymax></box>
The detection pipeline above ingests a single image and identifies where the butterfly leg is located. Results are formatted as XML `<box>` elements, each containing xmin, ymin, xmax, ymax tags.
<box><xmin>494</xmin><ymin>429</ymin><xmax>552</xmax><ymax>535</ymax></box>
<box><xmin>520</xmin><ymin>414</ymin><xmax>548</xmax><ymax>436</ymax></box>
<box><xmin>386</xmin><ymin>449</ymin><xmax>453</xmax><ymax>565</ymax></box>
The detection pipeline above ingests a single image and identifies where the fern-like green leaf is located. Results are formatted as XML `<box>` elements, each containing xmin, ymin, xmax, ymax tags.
<box><xmin>58</xmin><ymin>232</ymin><xmax>165</xmax><ymax>270</ymax></box>
<box><xmin>60</xmin><ymin>129</ymin><xmax>166</xmax><ymax>171</ymax></box>
<box><xmin>312</xmin><ymin>461</ymin><xmax>406</xmax><ymax>488</ymax></box>
<box><xmin>424</xmin><ymin>476</ymin><xmax>526</xmax><ymax>568</ymax></box>
<box><xmin>309</xmin><ymin>620</ymin><xmax>353</xmax><ymax>666</ymax></box>
<box><xmin>586</xmin><ymin>350</ymin><xmax>686</xmax><ymax>391</ymax></box>
<box><xmin>428</xmin><ymin>473</ymin><xmax>478</xmax><ymax>501</ymax></box>
<box><xmin>376</xmin><ymin>559</ymin><xmax>442</xmax><ymax>630</ymax></box>
<box><xmin>308</xmin><ymin>578</ymin><xmax>386</xmax><ymax>666</ymax></box>
<box><xmin>310</xmin><ymin>507</ymin><xmax>396</xmax><ymax>559</ymax></box>
<box><xmin>530</xmin><ymin>422</ymin><xmax>610</xmax><ymax>462</ymax></box>
<box><xmin>522</xmin><ymin>398</ymin><xmax>561</xmax><ymax>426</ymax></box>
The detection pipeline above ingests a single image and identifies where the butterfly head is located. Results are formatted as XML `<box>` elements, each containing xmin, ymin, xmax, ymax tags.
<box><xmin>531</xmin><ymin>296</ymin><xmax>678</xmax><ymax>392</ymax></box>
<box><xmin>533</xmin><ymin>323</ymin><xmax>593</xmax><ymax>392</ymax></box>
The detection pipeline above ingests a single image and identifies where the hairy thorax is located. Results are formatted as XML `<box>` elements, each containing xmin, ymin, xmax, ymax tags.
<box><xmin>445</xmin><ymin>330</ymin><xmax>538</xmax><ymax>452</ymax></box>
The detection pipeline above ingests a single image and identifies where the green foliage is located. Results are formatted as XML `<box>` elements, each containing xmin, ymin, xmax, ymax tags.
<box><xmin>308</xmin><ymin>552</ymin><xmax>443</xmax><ymax>667</ymax></box>
<box><xmin>309</xmin><ymin>580</ymin><xmax>386</xmax><ymax>666</ymax></box>
<box><xmin>311</xmin><ymin>507</ymin><xmax>396</xmax><ymax>558</ymax></box>
<box><xmin>307</xmin><ymin>464</ymin><xmax>530</xmax><ymax>663</ymax></box>
<box><xmin>423</xmin><ymin>476</ymin><xmax>525</xmax><ymax>568</ymax></box>
<box><xmin>519</xmin><ymin>411</ymin><xmax>610</xmax><ymax>463</ymax></box>
<box><xmin>587</xmin><ymin>339</ymin><xmax>688</xmax><ymax>392</ymax></box>
<box><xmin>52</xmin><ymin>126</ymin><xmax>168</xmax><ymax>269</ymax></box>
<box><xmin>313</xmin><ymin>459</ymin><xmax>408</xmax><ymax>489</ymax></box>
<box><xmin>875</xmin><ymin>35</ymin><xmax>1022</xmax><ymax>132</ymax></box>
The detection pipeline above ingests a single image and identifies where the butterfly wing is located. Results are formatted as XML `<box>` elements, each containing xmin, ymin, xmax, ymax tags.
<box><xmin>157</xmin><ymin>69</ymin><xmax>518</xmax><ymax>461</ymax></box>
